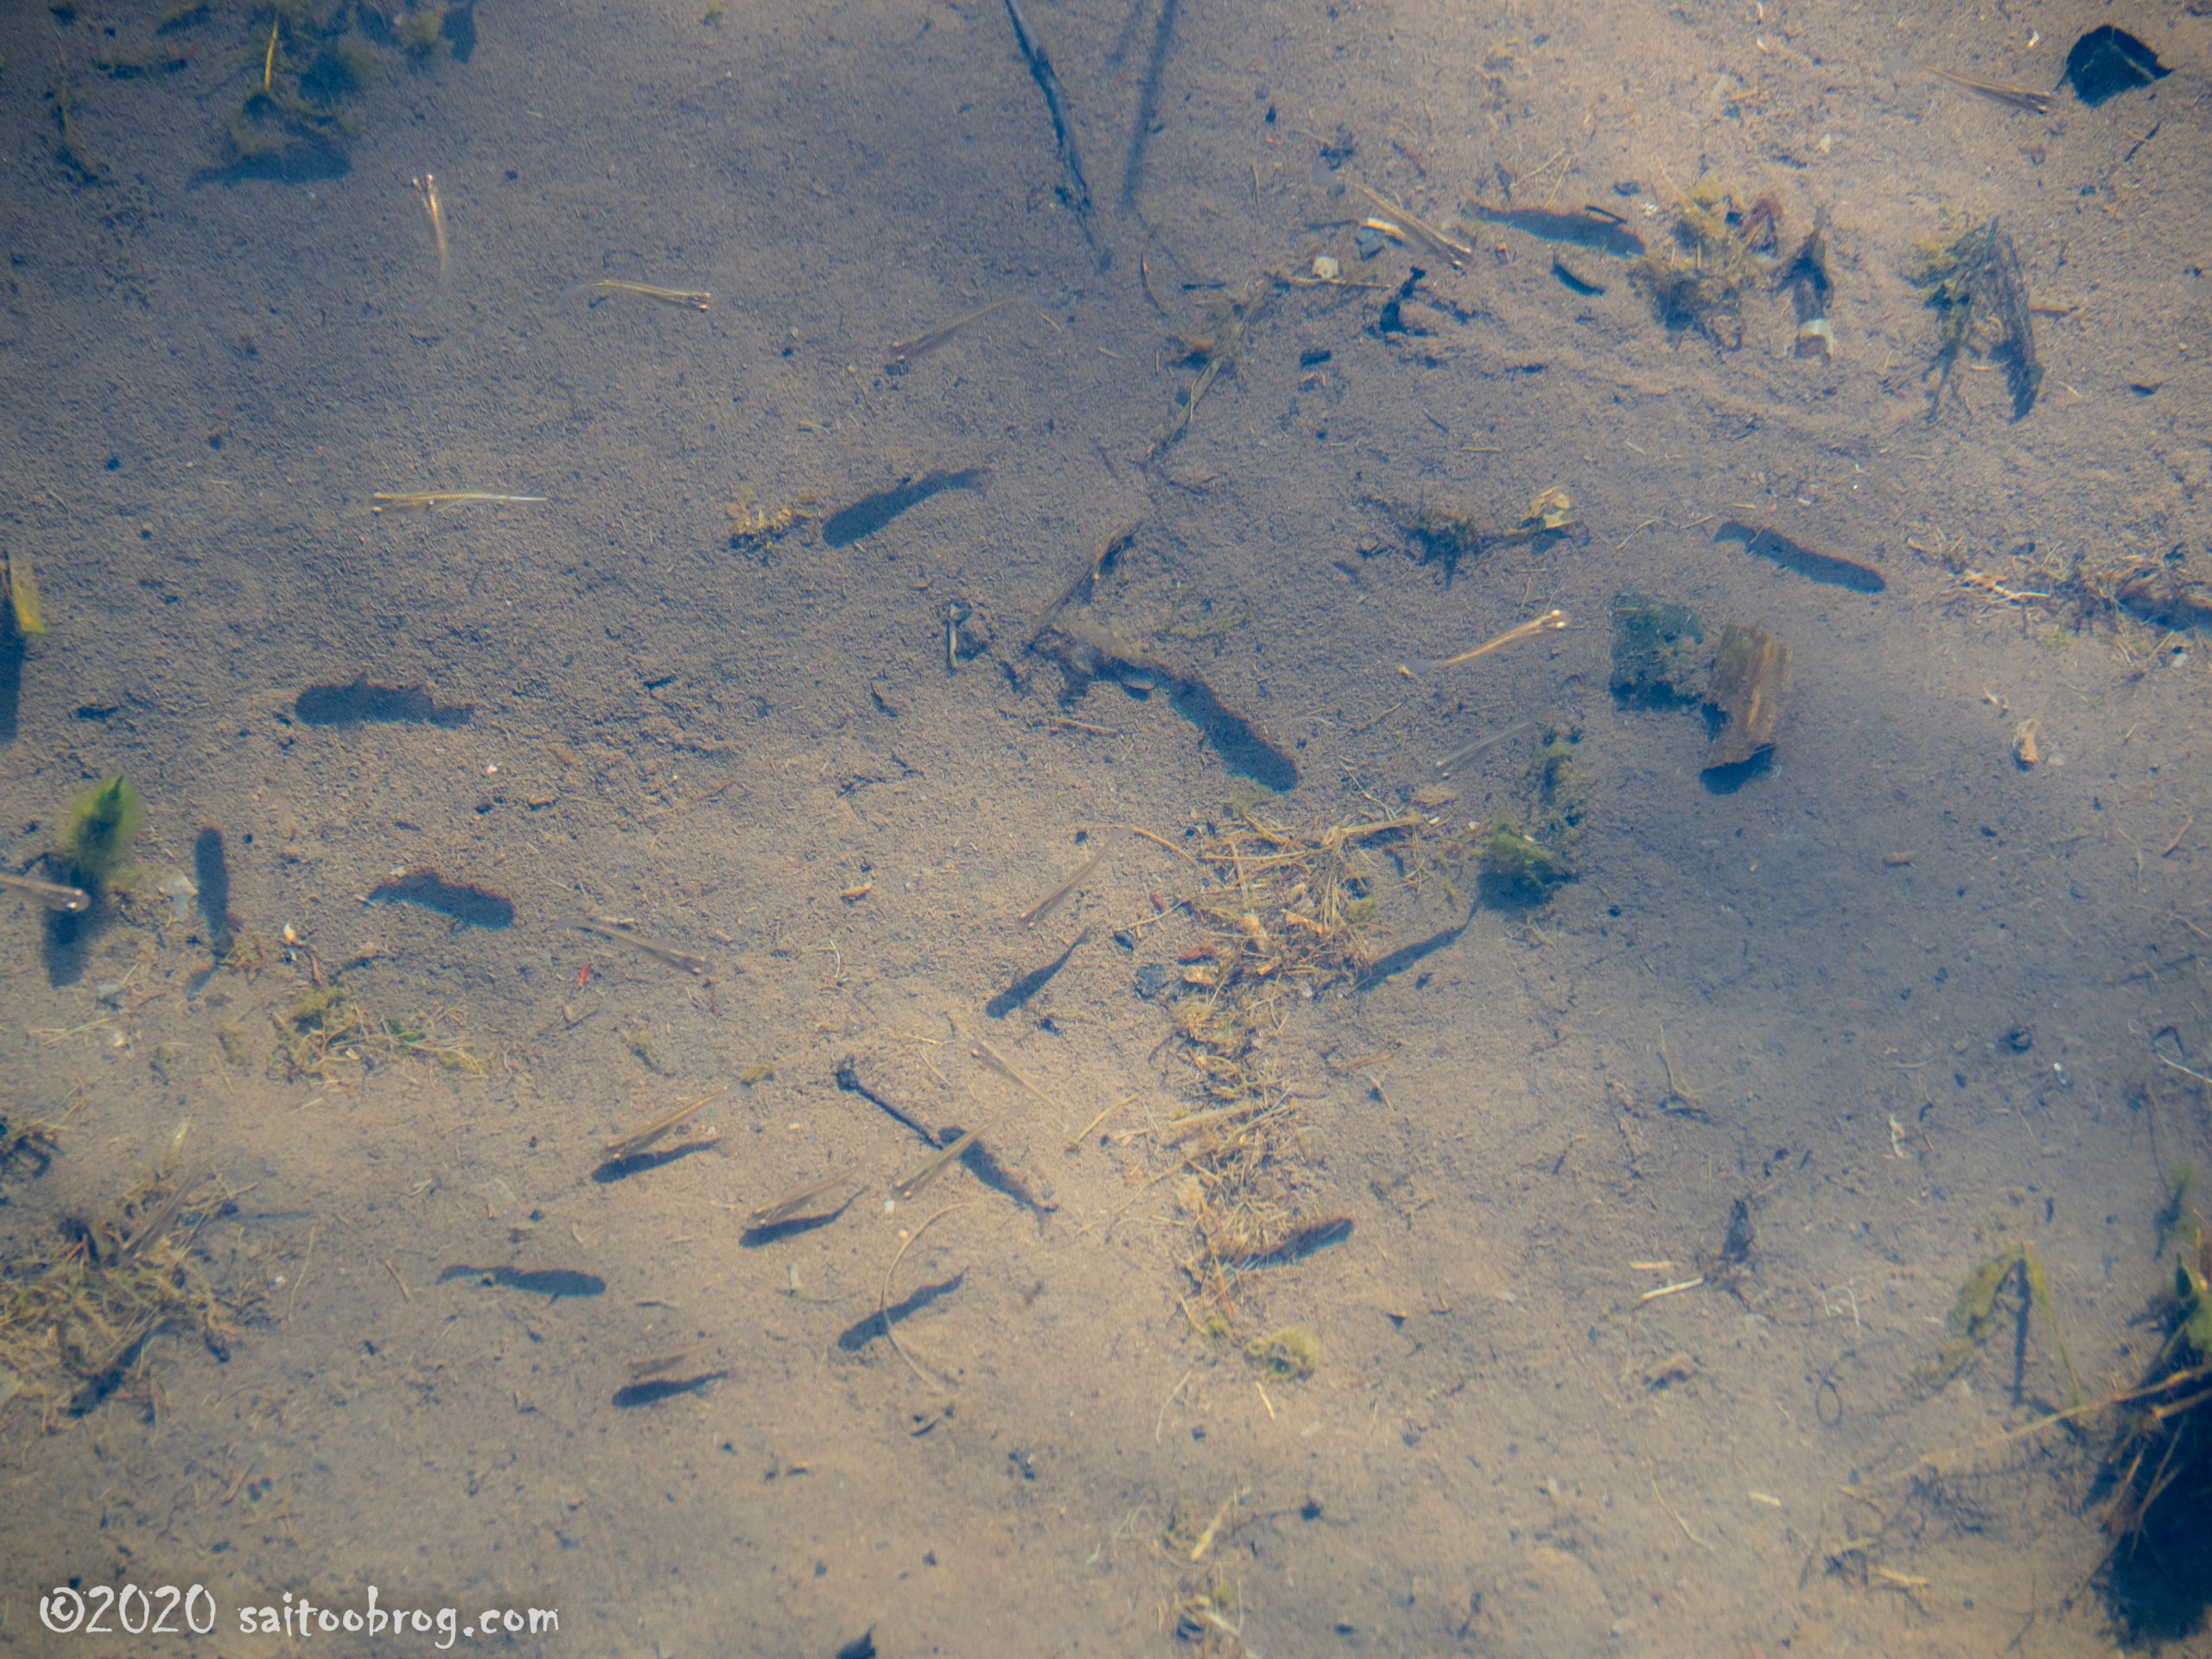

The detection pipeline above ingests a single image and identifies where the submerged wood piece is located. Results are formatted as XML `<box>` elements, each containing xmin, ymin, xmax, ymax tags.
<box><xmin>1703</xmin><ymin>623</ymin><xmax>1790</xmax><ymax>770</ymax></box>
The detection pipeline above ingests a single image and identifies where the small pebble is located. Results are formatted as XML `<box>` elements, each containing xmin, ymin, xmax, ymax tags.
<box><xmin>1312</xmin><ymin>254</ymin><xmax>1340</xmax><ymax>281</ymax></box>
<box><xmin>1354</xmin><ymin>225</ymin><xmax>1385</xmax><ymax>259</ymax></box>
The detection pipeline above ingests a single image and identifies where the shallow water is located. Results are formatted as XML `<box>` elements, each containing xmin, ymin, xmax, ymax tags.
<box><xmin>3</xmin><ymin>2</ymin><xmax>2209</xmax><ymax>1654</ymax></box>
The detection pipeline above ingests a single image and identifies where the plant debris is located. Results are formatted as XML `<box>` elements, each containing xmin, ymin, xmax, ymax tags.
<box><xmin>1632</xmin><ymin>176</ymin><xmax>1777</xmax><ymax>347</ymax></box>
<box><xmin>0</xmin><ymin>1164</ymin><xmax>244</xmax><ymax>1423</ymax></box>
<box><xmin>1913</xmin><ymin>217</ymin><xmax>2041</xmax><ymax>420</ymax></box>
<box><xmin>1376</xmin><ymin>487</ymin><xmax>1573</xmax><ymax>582</ymax></box>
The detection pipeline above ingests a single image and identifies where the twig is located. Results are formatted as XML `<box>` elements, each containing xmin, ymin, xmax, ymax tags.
<box><xmin>1651</xmin><ymin>1478</ymin><xmax>1711</xmax><ymax>1550</ymax></box>
<box><xmin>1155</xmin><ymin>1365</ymin><xmax>1194</xmax><ymax>1441</ymax></box>
<box><xmin>287</xmin><ymin>1224</ymin><xmax>317</xmax><ymax>1320</ymax></box>
<box><xmin>1065</xmin><ymin>1093</ymin><xmax>1136</xmax><ymax>1150</ymax></box>
<box><xmin>1657</xmin><ymin>1022</ymin><xmax>1701</xmax><ymax>1107</ymax></box>
<box><xmin>878</xmin><ymin>1203</ymin><xmax>974</xmax><ymax>1387</ymax></box>
<box><xmin>1002</xmin><ymin>0</ymin><xmax>1096</xmax><ymax>251</ymax></box>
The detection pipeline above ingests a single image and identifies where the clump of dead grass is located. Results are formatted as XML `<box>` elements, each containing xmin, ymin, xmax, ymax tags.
<box><xmin>0</xmin><ymin>1162</ymin><xmax>246</xmax><ymax>1425</ymax></box>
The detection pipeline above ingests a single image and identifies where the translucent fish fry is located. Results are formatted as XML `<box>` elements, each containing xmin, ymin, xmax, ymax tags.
<box><xmin>372</xmin><ymin>492</ymin><xmax>547</xmax><ymax>512</ymax></box>
<box><xmin>573</xmin><ymin>279</ymin><xmax>712</xmax><ymax>312</ymax></box>
<box><xmin>1404</xmin><ymin>608</ymin><xmax>1567</xmax><ymax>675</ymax></box>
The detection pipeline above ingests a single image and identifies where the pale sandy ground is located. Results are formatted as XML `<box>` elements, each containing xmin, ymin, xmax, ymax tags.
<box><xmin>2</xmin><ymin>1</ymin><xmax>2210</xmax><ymax>1654</ymax></box>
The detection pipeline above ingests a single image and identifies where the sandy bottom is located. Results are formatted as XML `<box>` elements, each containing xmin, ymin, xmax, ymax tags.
<box><xmin>3</xmin><ymin>1</ymin><xmax>2211</xmax><ymax>1654</ymax></box>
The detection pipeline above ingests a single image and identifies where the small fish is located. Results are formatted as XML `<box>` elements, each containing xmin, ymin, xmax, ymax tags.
<box><xmin>629</xmin><ymin>1346</ymin><xmax>709</xmax><ymax>1380</ymax></box>
<box><xmin>887</xmin><ymin>296</ymin><xmax>1014</xmax><ymax>367</ymax></box>
<box><xmin>612</xmin><ymin>1371</ymin><xmax>728</xmax><ymax>1408</ymax></box>
<box><xmin>984</xmin><ymin>929</ymin><xmax>1088</xmax><ymax>1018</ymax></box>
<box><xmin>572</xmin><ymin>279</ymin><xmax>713</xmax><ymax>311</ymax></box>
<box><xmin>1919</xmin><ymin>62</ymin><xmax>2051</xmax><ymax>114</ymax></box>
<box><xmin>1404</xmin><ymin>609</ymin><xmax>1567</xmax><ymax>675</ymax></box>
<box><xmin>821</xmin><ymin>468</ymin><xmax>990</xmax><ymax>549</ymax></box>
<box><xmin>372</xmin><ymin>491</ymin><xmax>546</xmax><ymax>512</ymax></box>
<box><xmin>604</xmin><ymin>1089</ymin><xmax>723</xmax><ymax>1162</ymax></box>
<box><xmin>412</xmin><ymin>173</ymin><xmax>448</xmax><ymax>281</ymax></box>
<box><xmin>747</xmin><ymin>1172</ymin><xmax>864</xmax><ymax>1230</ymax></box>
<box><xmin>892</xmin><ymin>1123</ymin><xmax>987</xmax><ymax>1202</ymax></box>
<box><xmin>961</xmin><ymin>1025</ymin><xmax>1065</xmax><ymax>1112</ymax></box>
<box><xmin>3</xmin><ymin>548</ymin><xmax>44</xmax><ymax>635</ymax></box>
<box><xmin>561</xmin><ymin>918</ymin><xmax>709</xmax><ymax>976</ymax></box>
<box><xmin>1019</xmin><ymin>847</ymin><xmax>1107</xmax><ymax>927</ymax></box>
<box><xmin>436</xmin><ymin>1264</ymin><xmax>606</xmax><ymax>1298</ymax></box>
<box><xmin>1465</xmin><ymin>201</ymin><xmax>1645</xmax><ymax>258</ymax></box>
<box><xmin>1356</xmin><ymin>183</ymin><xmax>1471</xmax><ymax>264</ymax></box>
<box><xmin>1434</xmin><ymin>716</ymin><xmax>1538</xmax><ymax>776</ymax></box>
<box><xmin>0</xmin><ymin>871</ymin><xmax>91</xmax><ymax>912</ymax></box>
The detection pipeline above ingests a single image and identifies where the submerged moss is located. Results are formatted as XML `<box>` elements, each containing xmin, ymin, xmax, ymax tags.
<box><xmin>1482</xmin><ymin>816</ymin><xmax>1574</xmax><ymax>895</ymax></box>
<box><xmin>1633</xmin><ymin>175</ymin><xmax>1771</xmax><ymax>346</ymax></box>
<box><xmin>1244</xmin><ymin>1325</ymin><xmax>1319</xmax><ymax>1381</ymax></box>
<box><xmin>397</xmin><ymin>4</ymin><xmax>451</xmax><ymax>60</ymax></box>
<box><xmin>57</xmin><ymin>775</ymin><xmax>143</xmax><ymax>888</ymax></box>
<box><xmin>1610</xmin><ymin>593</ymin><xmax>1708</xmax><ymax>704</ymax></box>
<box><xmin>1923</xmin><ymin>1236</ymin><xmax>2081</xmax><ymax>1407</ymax></box>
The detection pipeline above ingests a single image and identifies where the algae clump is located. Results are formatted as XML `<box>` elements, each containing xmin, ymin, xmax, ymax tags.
<box><xmin>1481</xmin><ymin>816</ymin><xmax>1574</xmax><ymax>896</ymax></box>
<box><xmin>57</xmin><ymin>775</ymin><xmax>144</xmax><ymax>888</ymax></box>
<box><xmin>1923</xmin><ymin>1235</ymin><xmax>2081</xmax><ymax>1407</ymax></box>
<box><xmin>1610</xmin><ymin>592</ymin><xmax>1707</xmax><ymax>705</ymax></box>
<box><xmin>1478</xmin><ymin>726</ymin><xmax>1586</xmax><ymax>898</ymax></box>
<box><xmin>1633</xmin><ymin>175</ymin><xmax>1772</xmax><ymax>346</ymax></box>
<box><xmin>1243</xmin><ymin>1325</ymin><xmax>1319</xmax><ymax>1381</ymax></box>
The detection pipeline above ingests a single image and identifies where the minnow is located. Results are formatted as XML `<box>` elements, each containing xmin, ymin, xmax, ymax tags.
<box><xmin>411</xmin><ymin>172</ymin><xmax>448</xmax><ymax>281</ymax></box>
<box><xmin>1918</xmin><ymin>62</ymin><xmax>2051</xmax><ymax>115</ymax></box>
<box><xmin>961</xmin><ymin>1026</ymin><xmax>1065</xmax><ymax>1113</ymax></box>
<box><xmin>1434</xmin><ymin>716</ymin><xmax>1538</xmax><ymax>776</ymax></box>
<box><xmin>372</xmin><ymin>491</ymin><xmax>545</xmax><ymax>512</ymax></box>
<box><xmin>560</xmin><ymin>917</ymin><xmax>709</xmax><ymax>976</ymax></box>
<box><xmin>1019</xmin><ymin>846</ymin><xmax>1106</xmax><ymax>926</ymax></box>
<box><xmin>746</xmin><ymin>1171</ymin><xmax>864</xmax><ymax>1230</ymax></box>
<box><xmin>604</xmin><ymin>1089</ymin><xmax>723</xmax><ymax>1162</ymax></box>
<box><xmin>573</xmin><ymin>279</ymin><xmax>712</xmax><ymax>311</ymax></box>
<box><xmin>891</xmin><ymin>1122</ymin><xmax>988</xmax><ymax>1202</ymax></box>
<box><xmin>0</xmin><ymin>872</ymin><xmax>91</xmax><ymax>912</ymax></box>
<box><xmin>1402</xmin><ymin>609</ymin><xmax>1567</xmax><ymax>675</ymax></box>
<box><xmin>887</xmin><ymin>296</ymin><xmax>1014</xmax><ymax>366</ymax></box>
<box><xmin>3</xmin><ymin>547</ymin><xmax>44</xmax><ymax>635</ymax></box>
